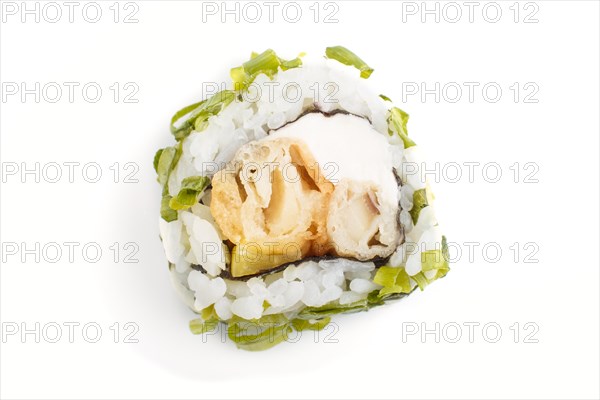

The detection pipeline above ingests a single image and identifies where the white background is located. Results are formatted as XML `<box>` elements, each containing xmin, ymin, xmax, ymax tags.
<box><xmin>1</xmin><ymin>1</ymin><xmax>599</xmax><ymax>399</ymax></box>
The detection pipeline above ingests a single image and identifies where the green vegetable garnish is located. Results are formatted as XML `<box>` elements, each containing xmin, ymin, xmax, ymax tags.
<box><xmin>155</xmin><ymin>145</ymin><xmax>180</xmax><ymax>186</ymax></box>
<box><xmin>169</xmin><ymin>176</ymin><xmax>210</xmax><ymax>211</ymax></box>
<box><xmin>153</xmin><ymin>148</ymin><xmax>163</xmax><ymax>174</ymax></box>
<box><xmin>279</xmin><ymin>54</ymin><xmax>303</xmax><ymax>71</ymax></box>
<box><xmin>388</xmin><ymin>107</ymin><xmax>415</xmax><ymax>149</ymax></box>
<box><xmin>190</xmin><ymin>305</ymin><xmax>220</xmax><ymax>334</ymax></box>
<box><xmin>160</xmin><ymin>190</ymin><xmax>177</xmax><ymax>222</ymax></box>
<box><xmin>227</xmin><ymin>314</ymin><xmax>292</xmax><ymax>351</ymax></box>
<box><xmin>421</xmin><ymin>249</ymin><xmax>447</xmax><ymax>272</ymax></box>
<box><xmin>374</xmin><ymin>266</ymin><xmax>412</xmax><ymax>296</ymax></box>
<box><xmin>291</xmin><ymin>317</ymin><xmax>331</xmax><ymax>332</ymax></box>
<box><xmin>231</xmin><ymin>49</ymin><xmax>280</xmax><ymax>89</ymax></box>
<box><xmin>409</xmin><ymin>188</ymin><xmax>429</xmax><ymax>225</ymax></box>
<box><xmin>170</xmin><ymin>50</ymin><xmax>304</xmax><ymax>143</ymax></box>
<box><xmin>155</xmin><ymin>143</ymin><xmax>183</xmax><ymax>221</ymax></box>
<box><xmin>228</xmin><ymin>314</ymin><xmax>331</xmax><ymax>351</ymax></box>
<box><xmin>298</xmin><ymin>291</ymin><xmax>397</xmax><ymax>319</ymax></box>
<box><xmin>170</xmin><ymin>91</ymin><xmax>235</xmax><ymax>141</ymax></box>
<box><xmin>325</xmin><ymin>46</ymin><xmax>374</xmax><ymax>79</ymax></box>
<box><xmin>193</xmin><ymin>91</ymin><xmax>236</xmax><ymax>131</ymax></box>
<box><xmin>170</xmin><ymin>100</ymin><xmax>205</xmax><ymax>141</ymax></box>
<box><xmin>410</xmin><ymin>236</ymin><xmax>450</xmax><ymax>290</ymax></box>
<box><xmin>231</xmin><ymin>49</ymin><xmax>303</xmax><ymax>90</ymax></box>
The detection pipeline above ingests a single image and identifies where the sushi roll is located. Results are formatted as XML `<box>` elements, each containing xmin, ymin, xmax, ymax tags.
<box><xmin>155</xmin><ymin>47</ymin><xmax>449</xmax><ymax>350</ymax></box>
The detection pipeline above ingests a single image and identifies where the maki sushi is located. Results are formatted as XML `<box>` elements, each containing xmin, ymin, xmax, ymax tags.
<box><xmin>155</xmin><ymin>47</ymin><xmax>449</xmax><ymax>350</ymax></box>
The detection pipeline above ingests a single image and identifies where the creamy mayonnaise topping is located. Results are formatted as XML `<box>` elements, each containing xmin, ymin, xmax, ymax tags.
<box><xmin>268</xmin><ymin>112</ymin><xmax>399</xmax><ymax>207</ymax></box>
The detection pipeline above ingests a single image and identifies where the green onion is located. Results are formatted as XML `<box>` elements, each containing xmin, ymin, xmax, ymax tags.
<box><xmin>227</xmin><ymin>314</ymin><xmax>292</xmax><ymax>351</ymax></box>
<box><xmin>374</xmin><ymin>266</ymin><xmax>412</xmax><ymax>296</ymax></box>
<box><xmin>231</xmin><ymin>49</ymin><xmax>304</xmax><ymax>90</ymax></box>
<box><xmin>160</xmin><ymin>190</ymin><xmax>178</xmax><ymax>222</ymax></box>
<box><xmin>156</xmin><ymin>145</ymin><xmax>181</xmax><ymax>186</ymax></box>
<box><xmin>190</xmin><ymin>305</ymin><xmax>220</xmax><ymax>334</ymax></box>
<box><xmin>291</xmin><ymin>317</ymin><xmax>331</xmax><ymax>331</ymax></box>
<box><xmin>170</xmin><ymin>100</ymin><xmax>206</xmax><ymax>140</ymax></box>
<box><xmin>190</xmin><ymin>318</ymin><xmax>219</xmax><ymax>334</ymax></box>
<box><xmin>172</xmin><ymin>50</ymin><xmax>304</xmax><ymax>141</ymax></box>
<box><xmin>409</xmin><ymin>188</ymin><xmax>429</xmax><ymax>224</ymax></box>
<box><xmin>169</xmin><ymin>176</ymin><xmax>210</xmax><ymax>211</ymax></box>
<box><xmin>388</xmin><ymin>107</ymin><xmax>415</xmax><ymax>148</ymax></box>
<box><xmin>231</xmin><ymin>49</ymin><xmax>281</xmax><ymax>90</ymax></box>
<box><xmin>155</xmin><ymin>143</ymin><xmax>182</xmax><ymax>221</ymax></box>
<box><xmin>153</xmin><ymin>148</ymin><xmax>163</xmax><ymax>174</ymax></box>
<box><xmin>193</xmin><ymin>90</ymin><xmax>236</xmax><ymax>131</ymax></box>
<box><xmin>421</xmin><ymin>249</ymin><xmax>447</xmax><ymax>272</ymax></box>
<box><xmin>279</xmin><ymin>55</ymin><xmax>303</xmax><ymax>71</ymax></box>
<box><xmin>411</xmin><ymin>236</ymin><xmax>450</xmax><ymax>291</ymax></box>
<box><xmin>170</xmin><ymin>91</ymin><xmax>236</xmax><ymax>141</ymax></box>
<box><xmin>411</xmin><ymin>272</ymin><xmax>430</xmax><ymax>290</ymax></box>
<box><xmin>325</xmin><ymin>46</ymin><xmax>374</xmax><ymax>79</ymax></box>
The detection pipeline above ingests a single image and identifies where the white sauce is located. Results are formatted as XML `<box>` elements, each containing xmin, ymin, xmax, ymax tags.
<box><xmin>267</xmin><ymin>112</ymin><xmax>399</xmax><ymax>207</ymax></box>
